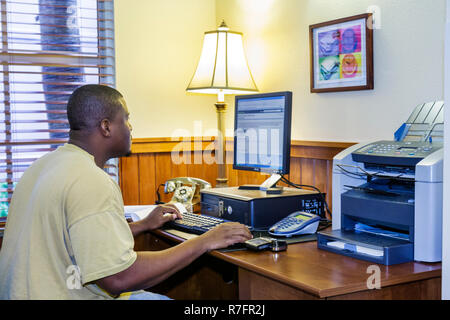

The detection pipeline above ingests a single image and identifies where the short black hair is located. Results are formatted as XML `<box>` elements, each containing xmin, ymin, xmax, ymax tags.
<box><xmin>67</xmin><ymin>84</ymin><xmax>124</xmax><ymax>131</ymax></box>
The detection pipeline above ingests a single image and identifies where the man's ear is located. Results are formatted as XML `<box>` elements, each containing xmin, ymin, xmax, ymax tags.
<box><xmin>99</xmin><ymin>118</ymin><xmax>112</xmax><ymax>137</ymax></box>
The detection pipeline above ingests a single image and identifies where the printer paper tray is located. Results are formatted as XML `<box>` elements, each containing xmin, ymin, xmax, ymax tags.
<box><xmin>317</xmin><ymin>229</ymin><xmax>413</xmax><ymax>265</ymax></box>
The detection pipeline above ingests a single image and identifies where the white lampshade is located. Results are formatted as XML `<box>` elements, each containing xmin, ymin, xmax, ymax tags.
<box><xmin>186</xmin><ymin>21</ymin><xmax>258</xmax><ymax>97</ymax></box>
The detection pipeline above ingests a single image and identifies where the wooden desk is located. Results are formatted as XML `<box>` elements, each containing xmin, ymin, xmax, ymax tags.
<box><xmin>135</xmin><ymin>229</ymin><xmax>441</xmax><ymax>300</ymax></box>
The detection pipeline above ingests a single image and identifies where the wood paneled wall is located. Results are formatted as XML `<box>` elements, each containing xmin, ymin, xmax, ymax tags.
<box><xmin>119</xmin><ymin>137</ymin><xmax>355</xmax><ymax>218</ymax></box>
<box><xmin>0</xmin><ymin>138</ymin><xmax>352</xmax><ymax>248</ymax></box>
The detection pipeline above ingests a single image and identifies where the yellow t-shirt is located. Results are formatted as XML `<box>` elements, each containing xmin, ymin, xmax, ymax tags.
<box><xmin>0</xmin><ymin>143</ymin><xmax>137</xmax><ymax>299</ymax></box>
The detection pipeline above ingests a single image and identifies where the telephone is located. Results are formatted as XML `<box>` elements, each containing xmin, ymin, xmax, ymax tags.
<box><xmin>164</xmin><ymin>177</ymin><xmax>211</xmax><ymax>213</ymax></box>
<box><xmin>268</xmin><ymin>211</ymin><xmax>320</xmax><ymax>237</ymax></box>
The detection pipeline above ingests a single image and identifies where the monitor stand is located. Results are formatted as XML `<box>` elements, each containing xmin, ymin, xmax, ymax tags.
<box><xmin>238</xmin><ymin>174</ymin><xmax>284</xmax><ymax>194</ymax></box>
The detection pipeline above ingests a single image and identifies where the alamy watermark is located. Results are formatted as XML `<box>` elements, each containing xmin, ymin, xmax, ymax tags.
<box><xmin>66</xmin><ymin>5</ymin><xmax>80</xmax><ymax>29</ymax></box>
<box><xmin>366</xmin><ymin>264</ymin><xmax>381</xmax><ymax>289</ymax></box>
<box><xmin>66</xmin><ymin>264</ymin><xmax>82</xmax><ymax>290</ymax></box>
<box><xmin>169</xmin><ymin>120</ymin><xmax>282</xmax><ymax>172</ymax></box>
<box><xmin>367</xmin><ymin>5</ymin><xmax>382</xmax><ymax>30</ymax></box>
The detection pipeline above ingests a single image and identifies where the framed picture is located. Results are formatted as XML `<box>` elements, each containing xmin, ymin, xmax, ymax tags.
<box><xmin>309</xmin><ymin>13</ymin><xmax>373</xmax><ymax>93</ymax></box>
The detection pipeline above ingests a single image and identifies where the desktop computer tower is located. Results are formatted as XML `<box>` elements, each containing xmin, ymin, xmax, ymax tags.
<box><xmin>200</xmin><ymin>187</ymin><xmax>324</xmax><ymax>228</ymax></box>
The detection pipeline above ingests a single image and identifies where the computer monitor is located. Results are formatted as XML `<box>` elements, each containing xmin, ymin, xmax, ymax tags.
<box><xmin>233</xmin><ymin>91</ymin><xmax>292</xmax><ymax>192</ymax></box>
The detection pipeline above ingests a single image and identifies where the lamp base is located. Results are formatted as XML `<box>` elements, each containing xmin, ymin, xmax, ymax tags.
<box><xmin>215</xmin><ymin>102</ymin><xmax>228</xmax><ymax>188</ymax></box>
<box><xmin>215</xmin><ymin>177</ymin><xmax>228</xmax><ymax>188</ymax></box>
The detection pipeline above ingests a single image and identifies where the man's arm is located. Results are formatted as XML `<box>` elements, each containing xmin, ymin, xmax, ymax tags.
<box><xmin>95</xmin><ymin>222</ymin><xmax>252</xmax><ymax>295</ymax></box>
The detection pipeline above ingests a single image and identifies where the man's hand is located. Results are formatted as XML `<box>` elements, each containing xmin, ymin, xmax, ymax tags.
<box><xmin>129</xmin><ymin>204</ymin><xmax>183</xmax><ymax>237</ymax></box>
<box><xmin>141</xmin><ymin>204</ymin><xmax>183</xmax><ymax>230</ymax></box>
<box><xmin>198</xmin><ymin>222</ymin><xmax>253</xmax><ymax>251</ymax></box>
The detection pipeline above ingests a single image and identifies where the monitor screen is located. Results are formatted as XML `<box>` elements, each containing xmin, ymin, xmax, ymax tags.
<box><xmin>233</xmin><ymin>91</ymin><xmax>292</xmax><ymax>174</ymax></box>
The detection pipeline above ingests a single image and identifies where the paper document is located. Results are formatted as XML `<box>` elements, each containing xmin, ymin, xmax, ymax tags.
<box><xmin>327</xmin><ymin>241</ymin><xmax>383</xmax><ymax>257</ymax></box>
<box><xmin>354</xmin><ymin>223</ymin><xmax>409</xmax><ymax>241</ymax></box>
<box><xmin>124</xmin><ymin>203</ymin><xmax>188</xmax><ymax>221</ymax></box>
<box><xmin>124</xmin><ymin>205</ymin><xmax>157</xmax><ymax>222</ymax></box>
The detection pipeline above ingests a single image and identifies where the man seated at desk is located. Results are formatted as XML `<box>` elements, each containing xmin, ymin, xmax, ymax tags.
<box><xmin>0</xmin><ymin>84</ymin><xmax>253</xmax><ymax>300</ymax></box>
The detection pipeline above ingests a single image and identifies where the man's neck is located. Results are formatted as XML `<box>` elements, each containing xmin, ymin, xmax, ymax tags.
<box><xmin>68</xmin><ymin>133</ymin><xmax>108</xmax><ymax>168</ymax></box>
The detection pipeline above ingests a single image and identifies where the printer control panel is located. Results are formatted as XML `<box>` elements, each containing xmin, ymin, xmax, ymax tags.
<box><xmin>352</xmin><ymin>140</ymin><xmax>442</xmax><ymax>167</ymax></box>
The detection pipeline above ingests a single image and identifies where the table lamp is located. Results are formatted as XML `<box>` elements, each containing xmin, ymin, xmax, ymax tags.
<box><xmin>186</xmin><ymin>20</ymin><xmax>258</xmax><ymax>187</ymax></box>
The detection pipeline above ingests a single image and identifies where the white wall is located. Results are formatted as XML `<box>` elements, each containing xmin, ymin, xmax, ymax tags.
<box><xmin>216</xmin><ymin>0</ymin><xmax>446</xmax><ymax>142</ymax></box>
<box><xmin>114</xmin><ymin>0</ymin><xmax>218</xmax><ymax>139</ymax></box>
<box><xmin>115</xmin><ymin>0</ymin><xmax>446</xmax><ymax>142</ymax></box>
<box><xmin>442</xmin><ymin>0</ymin><xmax>450</xmax><ymax>301</ymax></box>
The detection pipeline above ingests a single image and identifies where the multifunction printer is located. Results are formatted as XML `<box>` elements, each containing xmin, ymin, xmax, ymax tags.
<box><xmin>317</xmin><ymin>101</ymin><xmax>444</xmax><ymax>265</ymax></box>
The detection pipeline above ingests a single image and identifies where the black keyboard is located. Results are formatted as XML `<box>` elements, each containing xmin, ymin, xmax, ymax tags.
<box><xmin>167</xmin><ymin>212</ymin><xmax>252</xmax><ymax>235</ymax></box>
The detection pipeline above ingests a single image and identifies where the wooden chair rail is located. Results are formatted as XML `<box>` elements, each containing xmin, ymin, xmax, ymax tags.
<box><xmin>119</xmin><ymin>137</ymin><xmax>356</xmax><ymax>217</ymax></box>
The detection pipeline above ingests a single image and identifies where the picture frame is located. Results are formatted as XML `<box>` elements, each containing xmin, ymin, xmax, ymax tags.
<box><xmin>309</xmin><ymin>13</ymin><xmax>373</xmax><ymax>93</ymax></box>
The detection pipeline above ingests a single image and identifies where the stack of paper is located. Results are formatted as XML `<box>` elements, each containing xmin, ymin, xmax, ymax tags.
<box><xmin>327</xmin><ymin>241</ymin><xmax>383</xmax><ymax>257</ymax></box>
<box><xmin>124</xmin><ymin>205</ymin><xmax>157</xmax><ymax>222</ymax></box>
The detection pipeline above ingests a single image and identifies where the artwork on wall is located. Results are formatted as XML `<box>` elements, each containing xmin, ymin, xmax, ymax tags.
<box><xmin>309</xmin><ymin>13</ymin><xmax>373</xmax><ymax>93</ymax></box>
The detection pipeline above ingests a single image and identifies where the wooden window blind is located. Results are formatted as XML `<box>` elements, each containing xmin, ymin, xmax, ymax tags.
<box><xmin>0</xmin><ymin>0</ymin><xmax>117</xmax><ymax>217</ymax></box>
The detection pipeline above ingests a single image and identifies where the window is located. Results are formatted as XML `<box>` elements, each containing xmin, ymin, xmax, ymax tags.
<box><xmin>0</xmin><ymin>0</ymin><xmax>116</xmax><ymax>217</ymax></box>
